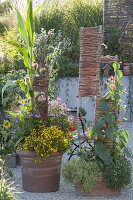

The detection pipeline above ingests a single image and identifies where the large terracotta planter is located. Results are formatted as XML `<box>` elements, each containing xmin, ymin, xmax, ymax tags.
<box><xmin>17</xmin><ymin>151</ymin><xmax>62</xmax><ymax>193</ymax></box>
<box><xmin>76</xmin><ymin>177</ymin><xmax>121</xmax><ymax>197</ymax></box>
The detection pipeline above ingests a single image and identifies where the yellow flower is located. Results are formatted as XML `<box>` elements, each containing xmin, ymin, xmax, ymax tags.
<box><xmin>3</xmin><ymin>120</ymin><xmax>11</xmax><ymax>129</ymax></box>
<box><xmin>66</xmin><ymin>132</ymin><xmax>72</xmax><ymax>139</ymax></box>
<box><xmin>23</xmin><ymin>125</ymin><xmax>70</xmax><ymax>159</ymax></box>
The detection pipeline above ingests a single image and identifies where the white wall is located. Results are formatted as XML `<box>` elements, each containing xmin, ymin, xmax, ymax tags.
<box><xmin>56</xmin><ymin>77</ymin><xmax>133</xmax><ymax>122</ymax></box>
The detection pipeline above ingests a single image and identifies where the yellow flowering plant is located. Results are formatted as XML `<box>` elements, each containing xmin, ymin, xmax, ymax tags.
<box><xmin>0</xmin><ymin>120</ymin><xmax>16</xmax><ymax>159</ymax></box>
<box><xmin>23</xmin><ymin>125</ymin><xmax>70</xmax><ymax>159</ymax></box>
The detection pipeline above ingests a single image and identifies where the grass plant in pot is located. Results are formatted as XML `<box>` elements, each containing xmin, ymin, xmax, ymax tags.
<box><xmin>63</xmin><ymin>62</ymin><xmax>132</xmax><ymax>197</ymax></box>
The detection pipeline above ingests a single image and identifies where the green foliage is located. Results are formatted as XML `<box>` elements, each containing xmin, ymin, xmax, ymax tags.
<box><xmin>0</xmin><ymin>32</ymin><xmax>25</xmax><ymax>109</ymax></box>
<box><xmin>0</xmin><ymin>179</ymin><xmax>17</xmax><ymax>200</ymax></box>
<box><xmin>63</xmin><ymin>158</ymin><xmax>102</xmax><ymax>192</ymax></box>
<box><xmin>58</xmin><ymin>61</ymin><xmax>79</xmax><ymax>78</ymax></box>
<box><xmin>95</xmin><ymin>142</ymin><xmax>112</xmax><ymax>165</ymax></box>
<box><xmin>0</xmin><ymin>69</ymin><xmax>25</xmax><ymax>110</ymax></box>
<box><xmin>0</xmin><ymin>158</ymin><xmax>18</xmax><ymax>200</ymax></box>
<box><xmin>92</xmin><ymin>63</ymin><xmax>132</xmax><ymax>165</ymax></box>
<box><xmin>104</xmin><ymin>26</ymin><xmax>133</xmax><ymax>63</ymax></box>
<box><xmin>47</xmin><ymin>115</ymin><xmax>70</xmax><ymax>134</ymax></box>
<box><xmin>35</xmin><ymin>0</ymin><xmax>103</xmax><ymax>76</ymax></box>
<box><xmin>10</xmin><ymin>0</ymin><xmax>36</xmax><ymax>112</ymax></box>
<box><xmin>0</xmin><ymin>28</ymin><xmax>20</xmax><ymax>63</ymax></box>
<box><xmin>8</xmin><ymin>100</ymin><xmax>41</xmax><ymax>146</ymax></box>
<box><xmin>0</xmin><ymin>1</ymin><xmax>13</xmax><ymax>35</ymax></box>
<box><xmin>0</xmin><ymin>21</ymin><xmax>6</xmax><ymax>35</ymax></box>
<box><xmin>100</xmin><ymin>101</ymin><xmax>109</xmax><ymax>113</ymax></box>
<box><xmin>104</xmin><ymin>27</ymin><xmax>122</xmax><ymax>57</ymax></box>
<box><xmin>0</xmin><ymin>120</ymin><xmax>16</xmax><ymax>159</ymax></box>
<box><xmin>105</xmin><ymin>156</ymin><xmax>132</xmax><ymax>189</ymax></box>
<box><xmin>34</xmin><ymin>28</ymin><xmax>62</xmax><ymax>95</ymax></box>
<box><xmin>79</xmin><ymin>107</ymin><xmax>87</xmax><ymax>116</ymax></box>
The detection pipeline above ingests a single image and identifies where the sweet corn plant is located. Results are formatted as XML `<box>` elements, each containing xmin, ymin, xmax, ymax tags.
<box><xmin>9</xmin><ymin>0</ymin><xmax>37</xmax><ymax>112</ymax></box>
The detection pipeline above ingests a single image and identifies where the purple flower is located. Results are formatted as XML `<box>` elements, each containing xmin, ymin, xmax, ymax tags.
<box><xmin>5</xmin><ymin>114</ymin><xmax>9</xmax><ymax>119</ymax></box>
<box><xmin>16</xmin><ymin>119</ymin><xmax>19</xmax><ymax>124</ymax></box>
<box><xmin>34</xmin><ymin>113</ymin><xmax>41</xmax><ymax>118</ymax></box>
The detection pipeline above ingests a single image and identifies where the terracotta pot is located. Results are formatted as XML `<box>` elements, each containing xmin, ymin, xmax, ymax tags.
<box><xmin>76</xmin><ymin>177</ymin><xmax>121</xmax><ymax>197</ymax></box>
<box><xmin>17</xmin><ymin>151</ymin><xmax>62</xmax><ymax>193</ymax></box>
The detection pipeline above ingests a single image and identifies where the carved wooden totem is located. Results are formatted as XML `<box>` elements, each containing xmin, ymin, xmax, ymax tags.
<box><xmin>33</xmin><ymin>61</ymin><xmax>49</xmax><ymax>121</ymax></box>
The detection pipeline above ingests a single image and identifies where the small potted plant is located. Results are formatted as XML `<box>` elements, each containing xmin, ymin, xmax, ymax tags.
<box><xmin>63</xmin><ymin>62</ymin><xmax>132</xmax><ymax>197</ymax></box>
<box><xmin>63</xmin><ymin>155</ymin><xmax>131</xmax><ymax>197</ymax></box>
<box><xmin>63</xmin><ymin>158</ymin><xmax>102</xmax><ymax>195</ymax></box>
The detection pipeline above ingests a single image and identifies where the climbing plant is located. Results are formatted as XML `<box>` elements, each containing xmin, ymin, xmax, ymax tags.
<box><xmin>90</xmin><ymin>62</ymin><xmax>132</xmax><ymax>166</ymax></box>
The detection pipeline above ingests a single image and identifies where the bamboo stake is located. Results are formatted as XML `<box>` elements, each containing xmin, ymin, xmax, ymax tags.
<box><xmin>77</xmin><ymin>94</ymin><xmax>81</xmax><ymax>150</ymax></box>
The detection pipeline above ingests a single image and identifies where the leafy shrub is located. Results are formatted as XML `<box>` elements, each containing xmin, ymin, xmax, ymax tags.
<box><xmin>0</xmin><ymin>28</ymin><xmax>19</xmax><ymax>62</ymax></box>
<box><xmin>105</xmin><ymin>156</ymin><xmax>132</xmax><ymax>189</ymax></box>
<box><xmin>104</xmin><ymin>27</ymin><xmax>122</xmax><ymax>57</ymax></box>
<box><xmin>58</xmin><ymin>62</ymin><xmax>79</xmax><ymax>78</ymax></box>
<box><xmin>0</xmin><ymin>69</ymin><xmax>26</xmax><ymax>111</ymax></box>
<box><xmin>63</xmin><ymin>158</ymin><xmax>102</xmax><ymax>192</ymax></box>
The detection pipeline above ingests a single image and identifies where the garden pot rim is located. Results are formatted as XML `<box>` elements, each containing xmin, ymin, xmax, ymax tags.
<box><xmin>5</xmin><ymin>152</ymin><xmax>16</xmax><ymax>157</ymax></box>
<box><xmin>16</xmin><ymin>150</ymin><xmax>62</xmax><ymax>159</ymax></box>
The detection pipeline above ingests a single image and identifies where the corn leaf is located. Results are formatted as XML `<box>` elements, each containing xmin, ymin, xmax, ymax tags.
<box><xmin>17</xmin><ymin>10</ymin><xmax>29</xmax><ymax>46</ymax></box>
